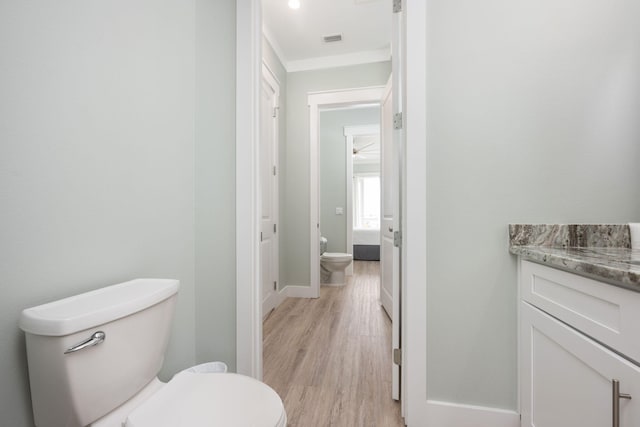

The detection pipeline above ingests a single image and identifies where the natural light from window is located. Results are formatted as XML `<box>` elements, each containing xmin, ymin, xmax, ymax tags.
<box><xmin>353</xmin><ymin>174</ymin><xmax>380</xmax><ymax>230</ymax></box>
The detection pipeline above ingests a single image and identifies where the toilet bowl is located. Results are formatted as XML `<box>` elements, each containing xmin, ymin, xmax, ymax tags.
<box><xmin>320</xmin><ymin>252</ymin><xmax>353</xmax><ymax>285</ymax></box>
<box><xmin>19</xmin><ymin>279</ymin><xmax>286</xmax><ymax>427</ymax></box>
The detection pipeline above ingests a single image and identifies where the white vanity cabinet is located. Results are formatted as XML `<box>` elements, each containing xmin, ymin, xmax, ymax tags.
<box><xmin>519</xmin><ymin>260</ymin><xmax>640</xmax><ymax>427</ymax></box>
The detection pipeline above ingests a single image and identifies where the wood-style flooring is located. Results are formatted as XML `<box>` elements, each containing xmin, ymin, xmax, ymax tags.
<box><xmin>263</xmin><ymin>261</ymin><xmax>404</xmax><ymax>427</ymax></box>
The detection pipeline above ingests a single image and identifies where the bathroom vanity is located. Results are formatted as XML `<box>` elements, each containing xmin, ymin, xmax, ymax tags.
<box><xmin>510</xmin><ymin>225</ymin><xmax>640</xmax><ymax>427</ymax></box>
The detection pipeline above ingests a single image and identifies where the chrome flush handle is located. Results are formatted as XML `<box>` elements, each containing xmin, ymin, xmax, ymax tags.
<box><xmin>613</xmin><ymin>379</ymin><xmax>632</xmax><ymax>427</ymax></box>
<box><xmin>64</xmin><ymin>331</ymin><xmax>106</xmax><ymax>354</ymax></box>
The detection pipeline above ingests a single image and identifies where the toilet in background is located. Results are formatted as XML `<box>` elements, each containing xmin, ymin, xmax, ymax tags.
<box><xmin>19</xmin><ymin>279</ymin><xmax>286</xmax><ymax>427</ymax></box>
<box><xmin>320</xmin><ymin>236</ymin><xmax>353</xmax><ymax>285</ymax></box>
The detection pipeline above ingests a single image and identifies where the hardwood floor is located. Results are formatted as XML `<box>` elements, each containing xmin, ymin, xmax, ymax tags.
<box><xmin>263</xmin><ymin>261</ymin><xmax>404</xmax><ymax>427</ymax></box>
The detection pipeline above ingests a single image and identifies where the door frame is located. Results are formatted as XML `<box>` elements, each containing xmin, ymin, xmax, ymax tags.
<box><xmin>236</xmin><ymin>0</ymin><xmax>262</xmax><ymax>380</ymax></box>
<box><xmin>308</xmin><ymin>88</ymin><xmax>384</xmax><ymax>298</ymax></box>
<box><xmin>236</xmin><ymin>1</ymin><xmax>428</xmax><ymax>423</ymax></box>
<box><xmin>260</xmin><ymin>62</ymin><xmax>280</xmax><ymax>316</ymax></box>
<box><xmin>343</xmin><ymin>124</ymin><xmax>380</xmax><ymax>277</ymax></box>
<box><xmin>403</xmin><ymin>1</ymin><xmax>428</xmax><ymax>423</ymax></box>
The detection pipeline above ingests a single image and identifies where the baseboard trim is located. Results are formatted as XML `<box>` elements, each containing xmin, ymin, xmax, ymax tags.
<box><xmin>426</xmin><ymin>400</ymin><xmax>520</xmax><ymax>427</ymax></box>
<box><xmin>282</xmin><ymin>285</ymin><xmax>317</xmax><ymax>299</ymax></box>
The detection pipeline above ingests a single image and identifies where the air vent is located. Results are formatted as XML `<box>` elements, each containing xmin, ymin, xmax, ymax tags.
<box><xmin>323</xmin><ymin>34</ymin><xmax>343</xmax><ymax>43</ymax></box>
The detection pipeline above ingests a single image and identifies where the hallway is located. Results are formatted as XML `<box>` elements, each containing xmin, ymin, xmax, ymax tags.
<box><xmin>263</xmin><ymin>261</ymin><xmax>404</xmax><ymax>427</ymax></box>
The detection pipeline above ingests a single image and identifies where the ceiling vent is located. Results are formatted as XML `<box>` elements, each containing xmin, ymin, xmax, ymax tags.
<box><xmin>323</xmin><ymin>34</ymin><xmax>343</xmax><ymax>43</ymax></box>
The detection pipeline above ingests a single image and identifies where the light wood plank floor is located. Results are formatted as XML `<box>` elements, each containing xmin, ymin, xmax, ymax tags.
<box><xmin>263</xmin><ymin>261</ymin><xmax>404</xmax><ymax>427</ymax></box>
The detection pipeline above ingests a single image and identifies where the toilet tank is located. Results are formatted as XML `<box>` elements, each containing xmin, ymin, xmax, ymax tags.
<box><xmin>19</xmin><ymin>279</ymin><xmax>180</xmax><ymax>427</ymax></box>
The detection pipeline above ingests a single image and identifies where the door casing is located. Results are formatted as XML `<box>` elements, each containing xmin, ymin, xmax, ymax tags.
<box><xmin>308</xmin><ymin>88</ymin><xmax>385</xmax><ymax>298</ymax></box>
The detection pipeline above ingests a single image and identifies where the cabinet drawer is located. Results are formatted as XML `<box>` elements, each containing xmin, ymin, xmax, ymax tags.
<box><xmin>520</xmin><ymin>260</ymin><xmax>640</xmax><ymax>363</ymax></box>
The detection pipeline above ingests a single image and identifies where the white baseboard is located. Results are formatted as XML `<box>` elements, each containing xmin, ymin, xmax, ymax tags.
<box><xmin>425</xmin><ymin>400</ymin><xmax>520</xmax><ymax>427</ymax></box>
<box><xmin>282</xmin><ymin>284</ymin><xmax>317</xmax><ymax>299</ymax></box>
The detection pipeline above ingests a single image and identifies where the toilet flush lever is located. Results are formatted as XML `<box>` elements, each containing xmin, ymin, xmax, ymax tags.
<box><xmin>64</xmin><ymin>331</ymin><xmax>106</xmax><ymax>354</ymax></box>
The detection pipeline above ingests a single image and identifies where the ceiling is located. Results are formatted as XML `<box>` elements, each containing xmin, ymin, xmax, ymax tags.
<box><xmin>262</xmin><ymin>0</ymin><xmax>392</xmax><ymax>72</ymax></box>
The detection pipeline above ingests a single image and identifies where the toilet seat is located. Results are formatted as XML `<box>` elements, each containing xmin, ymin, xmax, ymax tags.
<box><xmin>125</xmin><ymin>372</ymin><xmax>286</xmax><ymax>427</ymax></box>
<box><xmin>320</xmin><ymin>252</ymin><xmax>353</xmax><ymax>263</ymax></box>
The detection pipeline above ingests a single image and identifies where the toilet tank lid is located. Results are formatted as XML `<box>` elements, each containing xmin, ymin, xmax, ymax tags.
<box><xmin>20</xmin><ymin>279</ymin><xmax>179</xmax><ymax>336</ymax></box>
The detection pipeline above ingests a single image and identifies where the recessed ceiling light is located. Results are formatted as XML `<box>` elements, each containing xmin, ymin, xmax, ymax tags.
<box><xmin>288</xmin><ymin>0</ymin><xmax>300</xmax><ymax>9</ymax></box>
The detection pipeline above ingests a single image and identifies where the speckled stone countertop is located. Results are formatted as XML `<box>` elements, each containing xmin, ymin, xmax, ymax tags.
<box><xmin>509</xmin><ymin>224</ymin><xmax>640</xmax><ymax>291</ymax></box>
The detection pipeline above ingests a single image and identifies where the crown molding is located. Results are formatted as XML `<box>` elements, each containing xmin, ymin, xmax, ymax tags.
<box><xmin>287</xmin><ymin>48</ymin><xmax>391</xmax><ymax>72</ymax></box>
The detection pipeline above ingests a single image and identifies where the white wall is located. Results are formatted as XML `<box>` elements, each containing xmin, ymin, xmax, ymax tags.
<box><xmin>283</xmin><ymin>62</ymin><xmax>391</xmax><ymax>287</ymax></box>
<box><xmin>425</xmin><ymin>0</ymin><xmax>640</xmax><ymax>411</ymax></box>
<box><xmin>0</xmin><ymin>1</ymin><xmax>236</xmax><ymax>425</ymax></box>
<box><xmin>320</xmin><ymin>106</ymin><xmax>380</xmax><ymax>253</ymax></box>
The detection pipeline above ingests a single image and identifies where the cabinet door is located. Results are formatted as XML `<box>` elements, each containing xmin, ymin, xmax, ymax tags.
<box><xmin>521</xmin><ymin>301</ymin><xmax>640</xmax><ymax>427</ymax></box>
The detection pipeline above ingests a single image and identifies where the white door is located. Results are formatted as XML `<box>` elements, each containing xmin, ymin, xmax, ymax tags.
<box><xmin>380</xmin><ymin>75</ymin><xmax>401</xmax><ymax>401</ymax></box>
<box><xmin>521</xmin><ymin>301</ymin><xmax>640</xmax><ymax>426</ymax></box>
<box><xmin>260</xmin><ymin>65</ymin><xmax>279</xmax><ymax>317</ymax></box>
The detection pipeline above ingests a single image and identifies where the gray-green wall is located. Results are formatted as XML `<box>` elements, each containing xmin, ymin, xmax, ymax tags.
<box><xmin>320</xmin><ymin>107</ymin><xmax>380</xmax><ymax>253</ymax></box>
<box><xmin>425</xmin><ymin>0</ymin><xmax>640</xmax><ymax>410</ymax></box>
<box><xmin>194</xmin><ymin>0</ymin><xmax>237</xmax><ymax>370</ymax></box>
<box><xmin>0</xmin><ymin>1</ymin><xmax>236</xmax><ymax>425</ymax></box>
<box><xmin>283</xmin><ymin>62</ymin><xmax>391</xmax><ymax>287</ymax></box>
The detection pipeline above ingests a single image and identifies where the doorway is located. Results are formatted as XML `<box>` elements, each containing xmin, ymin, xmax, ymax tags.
<box><xmin>345</xmin><ymin>122</ymin><xmax>381</xmax><ymax>278</ymax></box>
<box><xmin>308</xmin><ymin>87</ymin><xmax>386</xmax><ymax>298</ymax></box>
<box><xmin>235</xmin><ymin>0</ymin><xmax>429</xmax><ymax>424</ymax></box>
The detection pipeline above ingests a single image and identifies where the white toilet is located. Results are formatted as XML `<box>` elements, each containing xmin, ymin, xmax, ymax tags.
<box><xmin>320</xmin><ymin>236</ymin><xmax>353</xmax><ymax>285</ymax></box>
<box><xmin>19</xmin><ymin>279</ymin><xmax>286</xmax><ymax>427</ymax></box>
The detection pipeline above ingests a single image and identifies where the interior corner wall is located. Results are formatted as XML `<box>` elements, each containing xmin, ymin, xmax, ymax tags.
<box><xmin>194</xmin><ymin>0</ymin><xmax>237</xmax><ymax>371</ymax></box>
<box><xmin>284</xmin><ymin>62</ymin><xmax>391</xmax><ymax>287</ymax></box>
<box><xmin>320</xmin><ymin>106</ymin><xmax>380</xmax><ymax>254</ymax></box>
<box><xmin>425</xmin><ymin>0</ymin><xmax>640</xmax><ymax>410</ymax></box>
<box><xmin>0</xmin><ymin>1</ymin><xmax>199</xmax><ymax>425</ymax></box>
<box><xmin>262</xmin><ymin>37</ymin><xmax>288</xmax><ymax>292</ymax></box>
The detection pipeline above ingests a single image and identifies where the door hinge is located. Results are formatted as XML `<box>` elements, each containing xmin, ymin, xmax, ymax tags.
<box><xmin>260</xmin><ymin>232</ymin><xmax>263</xmax><ymax>242</ymax></box>
<box><xmin>393</xmin><ymin>112</ymin><xmax>403</xmax><ymax>130</ymax></box>
<box><xmin>393</xmin><ymin>0</ymin><xmax>402</xmax><ymax>13</ymax></box>
<box><xmin>273</xmin><ymin>165</ymin><xmax>277</xmax><ymax>176</ymax></box>
<box><xmin>393</xmin><ymin>348</ymin><xmax>402</xmax><ymax>366</ymax></box>
<box><xmin>393</xmin><ymin>230</ymin><xmax>402</xmax><ymax>248</ymax></box>
<box><xmin>273</xmin><ymin>281</ymin><xmax>277</xmax><ymax>291</ymax></box>
<box><xmin>273</xmin><ymin>223</ymin><xmax>277</xmax><ymax>233</ymax></box>
<box><xmin>272</xmin><ymin>106</ymin><xmax>279</xmax><ymax>118</ymax></box>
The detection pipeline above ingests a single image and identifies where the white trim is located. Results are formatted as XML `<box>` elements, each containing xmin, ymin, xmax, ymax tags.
<box><xmin>343</xmin><ymin>124</ymin><xmax>379</xmax><ymax>277</ymax></box>
<box><xmin>404</xmin><ymin>0</ymin><xmax>428</xmax><ymax>423</ymax></box>
<box><xmin>262</xmin><ymin>291</ymin><xmax>282</xmax><ymax>319</ymax></box>
<box><xmin>262</xmin><ymin>27</ymin><xmax>288</xmax><ymax>69</ymax></box>
<box><xmin>261</xmin><ymin>61</ymin><xmax>281</xmax><ymax>88</ymax></box>
<box><xmin>425</xmin><ymin>401</ymin><xmax>520</xmax><ymax>427</ymax></box>
<box><xmin>260</xmin><ymin>63</ymin><xmax>281</xmax><ymax>317</ymax></box>
<box><xmin>516</xmin><ymin>258</ymin><xmax>522</xmax><ymax>416</ymax></box>
<box><xmin>265</xmin><ymin>285</ymin><xmax>317</xmax><ymax>318</ymax></box>
<box><xmin>345</xmin><ymin>134</ymin><xmax>353</xmax><ymax>276</ymax></box>
<box><xmin>288</xmin><ymin>48</ymin><xmax>391</xmax><ymax>73</ymax></box>
<box><xmin>282</xmin><ymin>285</ymin><xmax>317</xmax><ymax>299</ymax></box>
<box><xmin>309</xmin><ymin>87</ymin><xmax>384</xmax><ymax>300</ymax></box>
<box><xmin>236</xmin><ymin>0</ymin><xmax>262</xmax><ymax>380</ymax></box>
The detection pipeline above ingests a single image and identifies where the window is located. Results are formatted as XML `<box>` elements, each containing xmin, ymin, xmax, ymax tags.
<box><xmin>353</xmin><ymin>174</ymin><xmax>380</xmax><ymax>229</ymax></box>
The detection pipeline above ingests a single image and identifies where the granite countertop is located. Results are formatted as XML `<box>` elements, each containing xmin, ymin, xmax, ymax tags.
<box><xmin>509</xmin><ymin>224</ymin><xmax>640</xmax><ymax>291</ymax></box>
